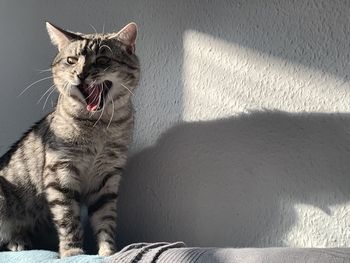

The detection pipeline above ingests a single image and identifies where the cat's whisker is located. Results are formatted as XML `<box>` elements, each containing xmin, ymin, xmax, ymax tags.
<box><xmin>93</xmin><ymin>92</ymin><xmax>105</xmax><ymax>127</ymax></box>
<box><xmin>37</xmin><ymin>84</ymin><xmax>55</xmax><ymax>104</ymax></box>
<box><xmin>57</xmin><ymin>83</ymin><xmax>69</xmax><ymax>107</ymax></box>
<box><xmin>43</xmin><ymin>88</ymin><xmax>56</xmax><ymax>110</ymax></box>
<box><xmin>34</xmin><ymin>68</ymin><xmax>52</xmax><ymax>73</ymax></box>
<box><xmin>19</xmin><ymin>76</ymin><xmax>53</xmax><ymax>96</ymax></box>
<box><xmin>66</xmin><ymin>82</ymin><xmax>72</xmax><ymax>98</ymax></box>
<box><xmin>96</xmin><ymin>37</ymin><xmax>101</xmax><ymax>49</ymax></box>
<box><xmin>107</xmin><ymin>92</ymin><xmax>114</xmax><ymax>129</ymax></box>
<box><xmin>119</xmin><ymin>83</ymin><xmax>134</xmax><ymax>96</ymax></box>
<box><xmin>103</xmin><ymin>66</ymin><xmax>111</xmax><ymax>72</ymax></box>
<box><xmin>102</xmin><ymin>22</ymin><xmax>105</xmax><ymax>35</ymax></box>
<box><xmin>84</xmin><ymin>80</ymin><xmax>98</xmax><ymax>101</ymax></box>
<box><xmin>89</xmin><ymin>24</ymin><xmax>98</xmax><ymax>34</ymax></box>
<box><xmin>88</xmin><ymin>80</ymin><xmax>97</xmax><ymax>88</ymax></box>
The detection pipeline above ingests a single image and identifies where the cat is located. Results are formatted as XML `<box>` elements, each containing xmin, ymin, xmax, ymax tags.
<box><xmin>0</xmin><ymin>22</ymin><xmax>140</xmax><ymax>257</ymax></box>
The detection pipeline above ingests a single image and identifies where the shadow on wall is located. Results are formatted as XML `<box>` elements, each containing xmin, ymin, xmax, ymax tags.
<box><xmin>117</xmin><ymin>111</ymin><xmax>350</xmax><ymax>248</ymax></box>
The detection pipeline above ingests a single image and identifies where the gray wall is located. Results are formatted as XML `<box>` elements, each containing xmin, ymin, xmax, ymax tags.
<box><xmin>1</xmin><ymin>0</ymin><xmax>350</xmax><ymax>249</ymax></box>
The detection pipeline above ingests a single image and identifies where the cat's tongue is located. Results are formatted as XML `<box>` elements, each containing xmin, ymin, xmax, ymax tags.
<box><xmin>86</xmin><ymin>84</ymin><xmax>102</xmax><ymax>112</ymax></box>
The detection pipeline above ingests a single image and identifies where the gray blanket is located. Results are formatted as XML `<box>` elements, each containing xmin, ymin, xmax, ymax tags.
<box><xmin>106</xmin><ymin>243</ymin><xmax>350</xmax><ymax>263</ymax></box>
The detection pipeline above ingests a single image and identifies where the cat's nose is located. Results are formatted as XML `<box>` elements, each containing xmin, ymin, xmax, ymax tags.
<box><xmin>77</xmin><ymin>72</ymin><xmax>89</xmax><ymax>81</ymax></box>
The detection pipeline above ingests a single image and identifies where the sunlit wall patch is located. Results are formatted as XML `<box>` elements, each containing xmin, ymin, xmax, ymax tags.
<box><xmin>182</xmin><ymin>30</ymin><xmax>350</xmax><ymax>122</ymax></box>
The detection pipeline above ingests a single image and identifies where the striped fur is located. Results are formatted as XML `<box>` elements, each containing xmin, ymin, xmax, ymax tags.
<box><xmin>0</xmin><ymin>22</ymin><xmax>140</xmax><ymax>257</ymax></box>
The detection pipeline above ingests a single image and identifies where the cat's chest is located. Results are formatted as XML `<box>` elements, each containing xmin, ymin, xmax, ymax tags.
<box><xmin>76</xmin><ymin>131</ymin><xmax>125</xmax><ymax>187</ymax></box>
<box><xmin>78</xmin><ymin>136</ymin><xmax>113</xmax><ymax>173</ymax></box>
<box><xmin>54</xmin><ymin>123</ymin><xmax>129</xmax><ymax>191</ymax></box>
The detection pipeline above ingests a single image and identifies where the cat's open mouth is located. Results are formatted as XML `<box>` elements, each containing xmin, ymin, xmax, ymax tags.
<box><xmin>77</xmin><ymin>80</ymin><xmax>112</xmax><ymax>112</ymax></box>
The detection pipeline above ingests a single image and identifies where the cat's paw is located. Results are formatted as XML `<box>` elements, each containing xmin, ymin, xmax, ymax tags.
<box><xmin>7</xmin><ymin>240</ymin><xmax>28</xmax><ymax>251</ymax></box>
<box><xmin>60</xmin><ymin>247</ymin><xmax>84</xmax><ymax>258</ymax></box>
<box><xmin>98</xmin><ymin>243</ymin><xmax>116</xmax><ymax>257</ymax></box>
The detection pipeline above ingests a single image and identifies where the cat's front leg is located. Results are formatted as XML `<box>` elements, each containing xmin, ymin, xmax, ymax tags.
<box><xmin>44</xmin><ymin>162</ymin><xmax>83</xmax><ymax>258</ymax></box>
<box><xmin>88</xmin><ymin>171</ymin><xmax>121</xmax><ymax>256</ymax></box>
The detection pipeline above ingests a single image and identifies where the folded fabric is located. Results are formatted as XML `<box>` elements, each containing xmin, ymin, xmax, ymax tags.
<box><xmin>105</xmin><ymin>242</ymin><xmax>186</xmax><ymax>262</ymax></box>
<box><xmin>106</xmin><ymin>243</ymin><xmax>350</xmax><ymax>263</ymax></box>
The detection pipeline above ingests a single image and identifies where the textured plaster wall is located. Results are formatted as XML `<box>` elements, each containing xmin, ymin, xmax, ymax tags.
<box><xmin>0</xmin><ymin>0</ymin><xmax>350</xmax><ymax>249</ymax></box>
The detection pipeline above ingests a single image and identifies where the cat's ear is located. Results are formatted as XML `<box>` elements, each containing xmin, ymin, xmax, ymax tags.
<box><xmin>46</xmin><ymin>22</ymin><xmax>82</xmax><ymax>51</ymax></box>
<box><xmin>110</xmin><ymin>22</ymin><xmax>138</xmax><ymax>54</ymax></box>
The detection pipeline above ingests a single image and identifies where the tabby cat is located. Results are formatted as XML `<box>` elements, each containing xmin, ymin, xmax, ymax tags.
<box><xmin>0</xmin><ymin>22</ymin><xmax>140</xmax><ymax>257</ymax></box>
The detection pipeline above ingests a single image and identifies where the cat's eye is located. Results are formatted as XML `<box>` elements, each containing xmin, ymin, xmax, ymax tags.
<box><xmin>67</xmin><ymin>57</ymin><xmax>78</xmax><ymax>65</ymax></box>
<box><xmin>96</xmin><ymin>56</ymin><xmax>111</xmax><ymax>65</ymax></box>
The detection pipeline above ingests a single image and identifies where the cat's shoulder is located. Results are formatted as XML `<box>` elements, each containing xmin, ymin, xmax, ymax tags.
<box><xmin>0</xmin><ymin>112</ymin><xmax>54</xmax><ymax>169</ymax></box>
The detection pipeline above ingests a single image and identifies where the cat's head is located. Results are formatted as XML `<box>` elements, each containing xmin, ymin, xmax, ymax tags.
<box><xmin>46</xmin><ymin>22</ymin><xmax>140</xmax><ymax>113</ymax></box>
